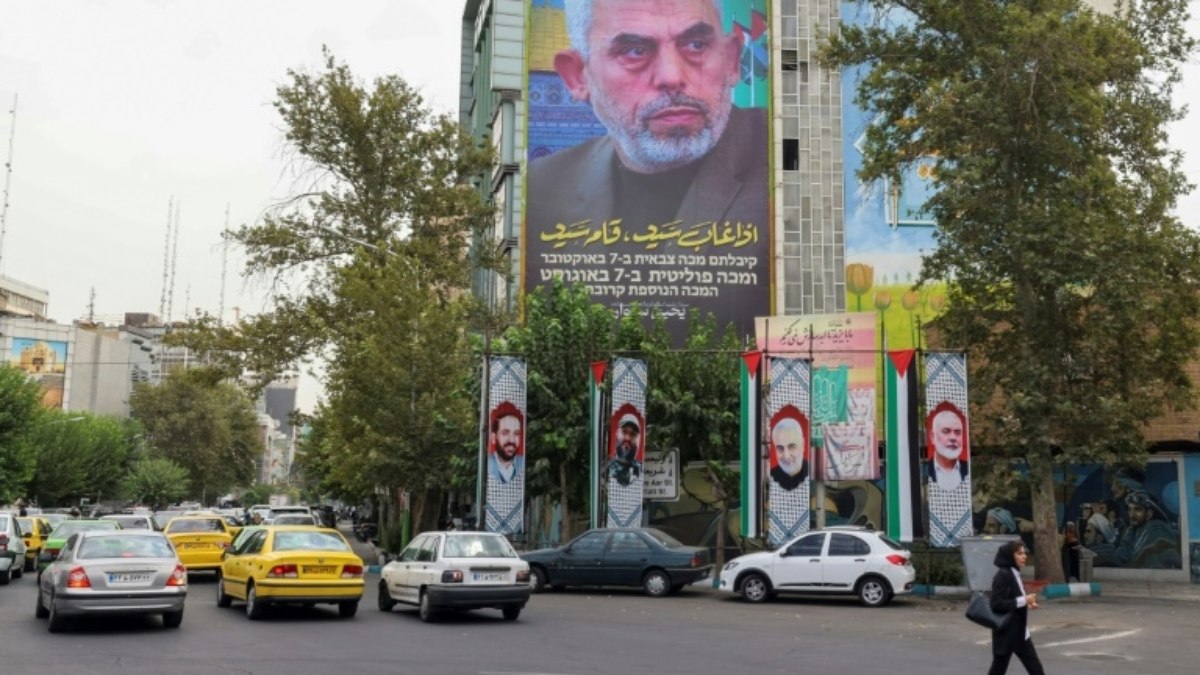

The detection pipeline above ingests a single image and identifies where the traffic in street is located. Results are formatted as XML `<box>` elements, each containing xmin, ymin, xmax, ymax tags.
<box><xmin>1</xmin><ymin>562</ymin><xmax>1196</xmax><ymax>675</ymax></box>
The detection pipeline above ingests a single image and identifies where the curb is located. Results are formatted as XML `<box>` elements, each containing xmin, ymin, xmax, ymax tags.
<box><xmin>911</xmin><ymin>582</ymin><xmax>1101</xmax><ymax>600</ymax></box>
<box><xmin>367</xmin><ymin>565</ymin><xmax>381</xmax><ymax>574</ymax></box>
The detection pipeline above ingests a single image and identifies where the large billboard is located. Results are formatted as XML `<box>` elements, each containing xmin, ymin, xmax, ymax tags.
<box><xmin>525</xmin><ymin>0</ymin><xmax>772</xmax><ymax>340</ymax></box>
<box><xmin>10</xmin><ymin>338</ymin><xmax>68</xmax><ymax>408</ymax></box>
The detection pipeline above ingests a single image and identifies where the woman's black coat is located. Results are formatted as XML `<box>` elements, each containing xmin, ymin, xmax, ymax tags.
<box><xmin>989</xmin><ymin>545</ymin><xmax>1030</xmax><ymax>655</ymax></box>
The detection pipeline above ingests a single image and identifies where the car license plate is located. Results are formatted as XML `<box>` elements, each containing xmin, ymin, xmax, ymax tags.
<box><xmin>472</xmin><ymin>572</ymin><xmax>504</xmax><ymax>582</ymax></box>
<box><xmin>304</xmin><ymin>566</ymin><xmax>336</xmax><ymax>575</ymax></box>
<box><xmin>109</xmin><ymin>572</ymin><xmax>154</xmax><ymax>585</ymax></box>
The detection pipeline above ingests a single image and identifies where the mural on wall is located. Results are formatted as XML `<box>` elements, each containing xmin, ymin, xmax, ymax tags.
<box><xmin>10</xmin><ymin>338</ymin><xmax>68</xmax><ymax>408</ymax></box>
<box><xmin>840</xmin><ymin>2</ymin><xmax>947</xmax><ymax>350</ymax></box>
<box><xmin>978</xmin><ymin>461</ymin><xmax>1182</xmax><ymax>571</ymax></box>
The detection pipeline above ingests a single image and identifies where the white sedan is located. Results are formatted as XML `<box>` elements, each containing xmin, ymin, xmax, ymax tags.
<box><xmin>718</xmin><ymin>527</ymin><xmax>915</xmax><ymax>607</ymax></box>
<box><xmin>377</xmin><ymin>531</ymin><xmax>531</xmax><ymax>622</ymax></box>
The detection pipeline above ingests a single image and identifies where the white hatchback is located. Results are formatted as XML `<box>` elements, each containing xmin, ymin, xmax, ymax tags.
<box><xmin>378</xmin><ymin>531</ymin><xmax>531</xmax><ymax>622</ymax></box>
<box><xmin>718</xmin><ymin>527</ymin><xmax>915</xmax><ymax>607</ymax></box>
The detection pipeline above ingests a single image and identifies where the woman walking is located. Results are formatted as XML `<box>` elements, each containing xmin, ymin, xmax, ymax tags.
<box><xmin>988</xmin><ymin>540</ymin><xmax>1046</xmax><ymax>675</ymax></box>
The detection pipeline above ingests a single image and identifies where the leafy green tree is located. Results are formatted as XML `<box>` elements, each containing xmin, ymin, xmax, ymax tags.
<box><xmin>504</xmin><ymin>280</ymin><xmax>617</xmax><ymax>538</ymax></box>
<box><xmin>0</xmin><ymin>365</ymin><xmax>41</xmax><ymax>504</ymax></box>
<box><xmin>823</xmin><ymin>0</ymin><xmax>1200</xmax><ymax>579</ymax></box>
<box><xmin>121</xmin><ymin>458</ymin><xmax>190</xmax><ymax>509</ymax></box>
<box><xmin>26</xmin><ymin>411</ymin><xmax>134</xmax><ymax>507</ymax></box>
<box><xmin>129</xmin><ymin>370</ymin><xmax>260</xmax><ymax>503</ymax></box>
<box><xmin>174</xmin><ymin>49</ymin><xmax>498</xmax><ymax>529</ymax></box>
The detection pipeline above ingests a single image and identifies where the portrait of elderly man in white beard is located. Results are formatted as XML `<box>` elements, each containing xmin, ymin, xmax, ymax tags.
<box><xmin>926</xmin><ymin>405</ymin><xmax>969</xmax><ymax>492</ymax></box>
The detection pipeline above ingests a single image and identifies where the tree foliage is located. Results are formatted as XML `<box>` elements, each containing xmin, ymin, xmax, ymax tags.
<box><xmin>174</xmin><ymin>50</ymin><xmax>499</xmax><ymax>526</ymax></box>
<box><xmin>121</xmin><ymin>457</ymin><xmax>191</xmax><ymax>510</ymax></box>
<box><xmin>129</xmin><ymin>370</ymin><xmax>260</xmax><ymax>502</ymax></box>
<box><xmin>0</xmin><ymin>365</ymin><xmax>41</xmax><ymax>504</ymax></box>
<box><xmin>26</xmin><ymin>411</ymin><xmax>136</xmax><ymax>507</ymax></box>
<box><xmin>822</xmin><ymin>0</ymin><xmax>1200</xmax><ymax>579</ymax></box>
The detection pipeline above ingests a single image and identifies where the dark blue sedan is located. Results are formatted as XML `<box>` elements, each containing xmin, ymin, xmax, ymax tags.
<box><xmin>520</xmin><ymin>528</ymin><xmax>712</xmax><ymax>597</ymax></box>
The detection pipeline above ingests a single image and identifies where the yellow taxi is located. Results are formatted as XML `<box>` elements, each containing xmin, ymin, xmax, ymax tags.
<box><xmin>16</xmin><ymin>516</ymin><xmax>52</xmax><ymax>573</ymax></box>
<box><xmin>163</xmin><ymin>516</ymin><xmax>232</xmax><ymax>572</ymax></box>
<box><xmin>216</xmin><ymin>525</ymin><xmax>364</xmax><ymax>620</ymax></box>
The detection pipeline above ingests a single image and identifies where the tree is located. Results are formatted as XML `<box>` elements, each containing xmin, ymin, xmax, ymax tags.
<box><xmin>0</xmin><ymin>365</ymin><xmax>41</xmax><ymax>504</ymax></box>
<box><xmin>26</xmin><ymin>411</ymin><xmax>134</xmax><ymax>507</ymax></box>
<box><xmin>823</xmin><ymin>0</ymin><xmax>1200</xmax><ymax>579</ymax></box>
<box><xmin>129</xmin><ymin>370</ymin><xmax>260</xmax><ymax>503</ymax></box>
<box><xmin>121</xmin><ymin>458</ymin><xmax>190</xmax><ymax>509</ymax></box>
<box><xmin>503</xmin><ymin>280</ymin><xmax>618</xmax><ymax>539</ymax></box>
<box><xmin>174</xmin><ymin>49</ymin><xmax>498</xmax><ymax>529</ymax></box>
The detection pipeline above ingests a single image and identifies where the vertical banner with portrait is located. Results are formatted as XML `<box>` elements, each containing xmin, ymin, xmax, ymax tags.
<box><xmin>10</xmin><ymin>338</ymin><xmax>69</xmax><ymax>409</ymax></box>
<box><xmin>925</xmin><ymin>352</ymin><xmax>972</xmax><ymax>547</ymax></box>
<box><xmin>756</xmin><ymin>313</ymin><xmax>879</xmax><ymax>481</ymax></box>
<box><xmin>524</xmin><ymin>0</ymin><xmax>772</xmax><ymax>341</ymax></box>
<box><xmin>485</xmin><ymin>357</ymin><xmax>527</xmax><ymax>535</ymax></box>
<box><xmin>765</xmin><ymin>356</ymin><xmax>812</xmax><ymax>547</ymax></box>
<box><xmin>606</xmin><ymin>358</ymin><xmax>647</xmax><ymax>528</ymax></box>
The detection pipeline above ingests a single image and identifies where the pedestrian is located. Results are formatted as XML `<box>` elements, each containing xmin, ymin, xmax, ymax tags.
<box><xmin>988</xmin><ymin>540</ymin><xmax>1046</xmax><ymax>675</ymax></box>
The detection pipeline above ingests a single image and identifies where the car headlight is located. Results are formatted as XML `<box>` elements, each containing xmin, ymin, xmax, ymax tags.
<box><xmin>722</xmin><ymin>561</ymin><xmax>739</xmax><ymax>571</ymax></box>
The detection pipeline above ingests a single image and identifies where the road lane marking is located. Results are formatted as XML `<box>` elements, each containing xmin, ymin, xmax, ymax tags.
<box><xmin>1039</xmin><ymin>628</ymin><xmax>1141</xmax><ymax>648</ymax></box>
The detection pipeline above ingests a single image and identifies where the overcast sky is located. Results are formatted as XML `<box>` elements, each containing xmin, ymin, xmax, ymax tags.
<box><xmin>1</xmin><ymin>1</ymin><xmax>1198</xmax><ymax>412</ymax></box>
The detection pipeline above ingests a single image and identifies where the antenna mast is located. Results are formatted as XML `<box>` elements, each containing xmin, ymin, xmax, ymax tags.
<box><xmin>87</xmin><ymin>287</ymin><xmax>96</xmax><ymax>323</ymax></box>
<box><xmin>159</xmin><ymin>196</ymin><xmax>173</xmax><ymax>322</ymax></box>
<box><xmin>0</xmin><ymin>94</ymin><xmax>18</xmax><ymax>274</ymax></box>
<box><xmin>219</xmin><ymin>204</ymin><xmax>229</xmax><ymax>325</ymax></box>
<box><xmin>166</xmin><ymin>200</ymin><xmax>180</xmax><ymax>323</ymax></box>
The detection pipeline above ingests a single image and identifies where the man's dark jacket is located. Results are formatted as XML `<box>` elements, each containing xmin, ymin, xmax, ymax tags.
<box><xmin>526</xmin><ymin>107</ymin><xmax>769</xmax><ymax>230</ymax></box>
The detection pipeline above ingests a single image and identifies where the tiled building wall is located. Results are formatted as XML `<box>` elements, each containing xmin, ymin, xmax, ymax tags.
<box><xmin>775</xmin><ymin>0</ymin><xmax>844</xmax><ymax>316</ymax></box>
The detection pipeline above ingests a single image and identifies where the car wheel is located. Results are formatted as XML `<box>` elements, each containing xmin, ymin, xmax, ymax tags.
<box><xmin>162</xmin><ymin>610</ymin><xmax>184</xmax><ymax>629</ymax></box>
<box><xmin>378</xmin><ymin>580</ymin><xmax>396</xmax><ymax>612</ymax></box>
<box><xmin>741</xmin><ymin>572</ymin><xmax>772</xmax><ymax>603</ymax></box>
<box><xmin>0</xmin><ymin>565</ymin><xmax>11</xmax><ymax>586</ymax></box>
<box><xmin>642</xmin><ymin>569</ymin><xmax>671</xmax><ymax>597</ymax></box>
<box><xmin>24</xmin><ymin>556</ymin><xmax>35</xmax><ymax>573</ymax></box>
<box><xmin>502</xmin><ymin>605</ymin><xmax>521</xmax><ymax>622</ymax></box>
<box><xmin>216</xmin><ymin>577</ymin><xmax>232</xmax><ymax>608</ymax></box>
<box><xmin>529</xmin><ymin>567</ymin><xmax>547</xmax><ymax>593</ymax></box>
<box><xmin>47</xmin><ymin>594</ymin><xmax>65</xmax><ymax>633</ymax></box>
<box><xmin>245</xmin><ymin>583</ymin><xmax>267</xmax><ymax>620</ymax></box>
<box><xmin>857</xmin><ymin>576</ymin><xmax>892</xmax><ymax>608</ymax></box>
<box><xmin>12</xmin><ymin>562</ymin><xmax>22</xmax><ymax>579</ymax></box>
<box><xmin>35</xmin><ymin>589</ymin><xmax>49</xmax><ymax>619</ymax></box>
<box><xmin>338</xmin><ymin>601</ymin><xmax>358</xmax><ymax>618</ymax></box>
<box><xmin>418</xmin><ymin>590</ymin><xmax>436</xmax><ymax>623</ymax></box>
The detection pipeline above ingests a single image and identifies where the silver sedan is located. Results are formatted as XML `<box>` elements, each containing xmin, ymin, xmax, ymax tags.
<box><xmin>36</xmin><ymin>530</ymin><xmax>188</xmax><ymax>632</ymax></box>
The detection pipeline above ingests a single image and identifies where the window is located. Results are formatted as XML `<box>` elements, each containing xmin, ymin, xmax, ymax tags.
<box><xmin>418</xmin><ymin>535</ymin><xmax>439</xmax><ymax>562</ymax></box>
<box><xmin>400</xmin><ymin>536</ymin><xmax>426</xmax><ymax>562</ymax></box>
<box><xmin>783</xmin><ymin>139</ymin><xmax>800</xmax><ymax>171</ymax></box>
<box><xmin>609</xmin><ymin>532</ymin><xmax>650</xmax><ymax>553</ymax></box>
<box><xmin>273</xmin><ymin>531</ymin><xmax>350</xmax><ymax>552</ymax></box>
<box><xmin>168</xmin><ymin>519</ymin><xmax>224</xmax><ymax>533</ymax></box>
<box><xmin>569</xmin><ymin>532</ymin><xmax>609</xmax><ymax>556</ymax></box>
<box><xmin>828</xmin><ymin>533</ymin><xmax>871</xmax><ymax>557</ymax></box>
<box><xmin>242</xmin><ymin>530</ymin><xmax>267</xmax><ymax>555</ymax></box>
<box><xmin>786</xmin><ymin>533</ymin><xmax>826</xmax><ymax>557</ymax></box>
<box><xmin>781</xmin><ymin>49</ymin><xmax>799</xmax><ymax>71</ymax></box>
<box><xmin>79</xmin><ymin>535</ymin><xmax>174</xmax><ymax>559</ymax></box>
<box><xmin>444</xmin><ymin>534</ymin><xmax>517</xmax><ymax>558</ymax></box>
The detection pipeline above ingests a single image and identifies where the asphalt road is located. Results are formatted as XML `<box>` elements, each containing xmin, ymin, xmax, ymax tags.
<box><xmin>1</xmin><ymin>571</ymin><xmax>1197</xmax><ymax>675</ymax></box>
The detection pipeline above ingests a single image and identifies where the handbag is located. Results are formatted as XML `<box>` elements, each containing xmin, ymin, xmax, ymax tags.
<box><xmin>965</xmin><ymin>591</ymin><xmax>1012</xmax><ymax>631</ymax></box>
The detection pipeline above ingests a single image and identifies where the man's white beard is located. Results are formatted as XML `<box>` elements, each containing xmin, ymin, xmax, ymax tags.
<box><xmin>589</xmin><ymin>86</ymin><xmax>732</xmax><ymax>173</ymax></box>
<box><xmin>935</xmin><ymin>442</ymin><xmax>960</xmax><ymax>463</ymax></box>
<box><xmin>778</xmin><ymin>459</ymin><xmax>803</xmax><ymax>476</ymax></box>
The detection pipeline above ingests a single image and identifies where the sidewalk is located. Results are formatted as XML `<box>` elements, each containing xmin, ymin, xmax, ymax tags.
<box><xmin>337</xmin><ymin>522</ymin><xmax>385</xmax><ymax>572</ymax></box>
<box><xmin>912</xmin><ymin>578</ymin><xmax>1200</xmax><ymax>603</ymax></box>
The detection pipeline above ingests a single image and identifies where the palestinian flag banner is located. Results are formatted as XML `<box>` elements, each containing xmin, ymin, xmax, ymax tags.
<box><xmin>739</xmin><ymin>351</ymin><xmax>763</xmax><ymax>539</ymax></box>
<box><xmin>485</xmin><ymin>356</ymin><xmax>526</xmax><ymax>535</ymax></box>
<box><xmin>885</xmin><ymin>349</ymin><xmax>924</xmax><ymax>542</ymax></box>
<box><xmin>606</xmin><ymin>358</ymin><xmax>647</xmax><ymax>528</ymax></box>
<box><xmin>765</xmin><ymin>356</ymin><xmax>812</xmax><ymax>547</ymax></box>
<box><xmin>924</xmin><ymin>352</ymin><xmax>972</xmax><ymax>547</ymax></box>
<box><xmin>589</xmin><ymin>361</ymin><xmax>607</xmax><ymax>530</ymax></box>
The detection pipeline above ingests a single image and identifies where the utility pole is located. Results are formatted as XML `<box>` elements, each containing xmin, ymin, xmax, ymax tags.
<box><xmin>0</xmin><ymin>94</ymin><xmax>18</xmax><ymax>274</ymax></box>
<box><xmin>219</xmin><ymin>204</ymin><xmax>229</xmax><ymax>325</ymax></box>
<box><xmin>159</xmin><ymin>197</ymin><xmax>173</xmax><ymax>322</ymax></box>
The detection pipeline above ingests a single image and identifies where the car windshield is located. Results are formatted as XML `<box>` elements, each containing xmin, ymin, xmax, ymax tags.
<box><xmin>272</xmin><ymin>531</ymin><xmax>349</xmax><ymax>552</ymax></box>
<box><xmin>78</xmin><ymin>535</ymin><xmax>175</xmax><ymax>559</ymax></box>
<box><xmin>167</xmin><ymin>519</ymin><xmax>225</xmax><ymax>533</ymax></box>
<box><xmin>442</xmin><ymin>534</ymin><xmax>517</xmax><ymax>558</ymax></box>
<box><xmin>16</xmin><ymin>517</ymin><xmax>34</xmax><ymax>532</ymax></box>
<box><xmin>274</xmin><ymin>515</ymin><xmax>312</xmax><ymax>524</ymax></box>
<box><xmin>104</xmin><ymin>517</ymin><xmax>153</xmax><ymax>530</ymax></box>
<box><xmin>51</xmin><ymin>521</ymin><xmax>120</xmax><ymax>539</ymax></box>
<box><xmin>876</xmin><ymin>534</ymin><xmax>905</xmax><ymax>551</ymax></box>
<box><xmin>641</xmin><ymin>528</ymin><xmax>684</xmax><ymax>548</ymax></box>
<box><xmin>153</xmin><ymin>512</ymin><xmax>186</xmax><ymax>528</ymax></box>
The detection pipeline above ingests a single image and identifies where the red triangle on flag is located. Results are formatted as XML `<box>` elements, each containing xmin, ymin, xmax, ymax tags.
<box><xmin>751</xmin><ymin>10</ymin><xmax>768</xmax><ymax>40</ymax></box>
<box><xmin>741</xmin><ymin>350</ymin><xmax>762</xmax><ymax>377</ymax></box>
<box><xmin>888</xmin><ymin>349</ymin><xmax>916</xmax><ymax>375</ymax></box>
<box><xmin>591</xmin><ymin>361</ymin><xmax>607</xmax><ymax>385</ymax></box>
